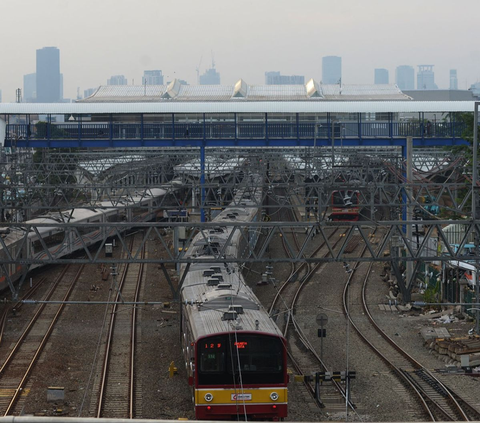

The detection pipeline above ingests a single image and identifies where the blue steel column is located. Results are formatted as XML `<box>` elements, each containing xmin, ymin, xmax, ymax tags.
<box><xmin>234</xmin><ymin>113</ymin><xmax>237</xmax><ymax>144</ymax></box>
<box><xmin>47</xmin><ymin>114</ymin><xmax>51</xmax><ymax>146</ymax></box>
<box><xmin>452</xmin><ymin>113</ymin><xmax>456</xmax><ymax>139</ymax></box>
<box><xmin>203</xmin><ymin>113</ymin><xmax>206</xmax><ymax>141</ymax></box>
<box><xmin>296</xmin><ymin>113</ymin><xmax>300</xmax><ymax>145</ymax></box>
<box><xmin>200</xmin><ymin>144</ymin><xmax>206</xmax><ymax>222</ymax></box>
<box><xmin>78</xmin><ymin>115</ymin><xmax>81</xmax><ymax>143</ymax></box>
<box><xmin>109</xmin><ymin>114</ymin><xmax>113</xmax><ymax>144</ymax></box>
<box><xmin>389</xmin><ymin>112</ymin><xmax>393</xmax><ymax>140</ymax></box>
<box><xmin>358</xmin><ymin>113</ymin><xmax>362</xmax><ymax>140</ymax></box>
<box><xmin>141</xmin><ymin>113</ymin><xmax>144</xmax><ymax>145</ymax></box>
<box><xmin>327</xmin><ymin>113</ymin><xmax>331</xmax><ymax>142</ymax></box>
<box><xmin>265</xmin><ymin>113</ymin><xmax>268</xmax><ymax>144</ymax></box>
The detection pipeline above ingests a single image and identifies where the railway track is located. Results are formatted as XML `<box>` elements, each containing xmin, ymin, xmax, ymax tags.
<box><xmin>92</xmin><ymin>232</ymin><xmax>145</xmax><ymax>419</ymax></box>
<box><xmin>343</xmin><ymin>230</ymin><xmax>480</xmax><ymax>421</ymax></box>
<box><xmin>0</xmin><ymin>264</ymin><xmax>83</xmax><ymax>415</ymax></box>
<box><xmin>269</xmin><ymin>195</ymin><xmax>357</xmax><ymax>414</ymax></box>
<box><xmin>0</xmin><ymin>277</ymin><xmax>47</xmax><ymax>348</ymax></box>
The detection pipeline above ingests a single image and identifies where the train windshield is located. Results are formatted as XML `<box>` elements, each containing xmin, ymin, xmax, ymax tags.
<box><xmin>198</xmin><ymin>334</ymin><xmax>284</xmax><ymax>385</ymax></box>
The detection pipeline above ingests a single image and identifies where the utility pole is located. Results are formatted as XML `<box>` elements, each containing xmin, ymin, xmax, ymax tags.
<box><xmin>406</xmin><ymin>136</ymin><xmax>413</xmax><ymax>293</ymax></box>
<box><xmin>473</xmin><ymin>102</ymin><xmax>479</xmax><ymax>335</ymax></box>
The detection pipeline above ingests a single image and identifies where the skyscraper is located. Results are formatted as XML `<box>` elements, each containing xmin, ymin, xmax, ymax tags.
<box><xmin>23</xmin><ymin>73</ymin><xmax>37</xmax><ymax>102</ymax></box>
<box><xmin>143</xmin><ymin>70</ymin><xmax>164</xmax><ymax>85</ymax></box>
<box><xmin>265</xmin><ymin>71</ymin><xmax>305</xmax><ymax>85</ymax></box>
<box><xmin>84</xmin><ymin>87</ymin><xmax>98</xmax><ymax>99</ymax></box>
<box><xmin>322</xmin><ymin>56</ymin><xmax>342</xmax><ymax>84</ymax></box>
<box><xmin>395</xmin><ymin>65</ymin><xmax>415</xmax><ymax>90</ymax></box>
<box><xmin>450</xmin><ymin>70</ymin><xmax>458</xmax><ymax>90</ymax></box>
<box><xmin>36</xmin><ymin>47</ymin><xmax>61</xmax><ymax>102</ymax></box>
<box><xmin>107</xmin><ymin>75</ymin><xmax>128</xmax><ymax>85</ymax></box>
<box><xmin>374</xmin><ymin>68</ymin><xmax>389</xmax><ymax>84</ymax></box>
<box><xmin>199</xmin><ymin>68</ymin><xmax>220</xmax><ymax>85</ymax></box>
<box><xmin>417</xmin><ymin>65</ymin><xmax>437</xmax><ymax>90</ymax></box>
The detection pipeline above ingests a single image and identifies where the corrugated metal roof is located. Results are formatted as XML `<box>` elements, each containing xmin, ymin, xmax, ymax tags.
<box><xmin>177</xmin><ymin>84</ymin><xmax>233</xmax><ymax>101</ymax></box>
<box><xmin>0</xmin><ymin>101</ymin><xmax>475</xmax><ymax>115</ymax></box>
<box><xmin>247</xmin><ymin>84</ymin><xmax>308</xmax><ymax>101</ymax></box>
<box><xmin>79</xmin><ymin>79</ymin><xmax>409</xmax><ymax>102</ymax></box>
<box><xmin>321</xmin><ymin>84</ymin><xmax>410</xmax><ymax>100</ymax></box>
<box><xmin>84</xmin><ymin>85</ymin><xmax>168</xmax><ymax>102</ymax></box>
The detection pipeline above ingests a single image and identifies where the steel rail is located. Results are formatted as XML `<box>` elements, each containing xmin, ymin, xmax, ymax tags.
<box><xmin>341</xmin><ymin>233</ymin><xmax>436</xmax><ymax>421</ymax></box>
<box><xmin>360</xmin><ymin>261</ymin><xmax>471</xmax><ymax>421</ymax></box>
<box><xmin>271</xmin><ymin>218</ymin><xmax>355</xmax><ymax>412</ymax></box>
<box><xmin>340</xmin><ymin>231</ymin><xmax>472</xmax><ymax>421</ymax></box>
<box><xmin>96</xmin><ymin>234</ymin><xmax>144</xmax><ymax>419</ymax></box>
<box><xmin>0</xmin><ymin>267</ymin><xmax>72</xmax><ymax>375</ymax></box>
<box><xmin>287</xmin><ymin>232</ymin><xmax>357</xmax><ymax>413</ymax></box>
<box><xmin>268</xmin><ymin>227</ymin><xmax>340</xmax><ymax>316</ymax></box>
<box><xmin>4</xmin><ymin>266</ymin><xmax>83</xmax><ymax>416</ymax></box>
<box><xmin>129</xmin><ymin>243</ymin><xmax>145</xmax><ymax>419</ymax></box>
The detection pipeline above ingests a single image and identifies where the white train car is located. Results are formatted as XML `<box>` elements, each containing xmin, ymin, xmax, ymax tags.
<box><xmin>179</xmin><ymin>175</ymin><xmax>289</xmax><ymax>420</ymax></box>
<box><xmin>0</xmin><ymin>187</ymin><xmax>173</xmax><ymax>291</ymax></box>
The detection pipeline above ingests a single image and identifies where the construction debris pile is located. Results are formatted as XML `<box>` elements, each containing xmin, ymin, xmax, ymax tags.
<box><xmin>426</xmin><ymin>335</ymin><xmax>480</xmax><ymax>367</ymax></box>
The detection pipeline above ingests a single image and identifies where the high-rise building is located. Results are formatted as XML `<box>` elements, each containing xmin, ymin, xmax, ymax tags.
<box><xmin>265</xmin><ymin>71</ymin><xmax>305</xmax><ymax>85</ymax></box>
<box><xmin>322</xmin><ymin>56</ymin><xmax>342</xmax><ymax>84</ymax></box>
<box><xmin>84</xmin><ymin>87</ymin><xmax>98</xmax><ymax>99</ymax></box>
<box><xmin>107</xmin><ymin>75</ymin><xmax>128</xmax><ymax>85</ymax></box>
<box><xmin>199</xmin><ymin>68</ymin><xmax>220</xmax><ymax>85</ymax></box>
<box><xmin>143</xmin><ymin>70</ymin><xmax>164</xmax><ymax>85</ymax></box>
<box><xmin>36</xmin><ymin>47</ymin><xmax>61</xmax><ymax>102</ymax></box>
<box><xmin>470</xmin><ymin>82</ymin><xmax>480</xmax><ymax>98</ymax></box>
<box><xmin>374</xmin><ymin>68</ymin><xmax>389</xmax><ymax>84</ymax></box>
<box><xmin>417</xmin><ymin>65</ymin><xmax>437</xmax><ymax>90</ymax></box>
<box><xmin>395</xmin><ymin>65</ymin><xmax>415</xmax><ymax>90</ymax></box>
<box><xmin>450</xmin><ymin>69</ymin><xmax>458</xmax><ymax>90</ymax></box>
<box><xmin>23</xmin><ymin>73</ymin><xmax>36</xmax><ymax>102</ymax></box>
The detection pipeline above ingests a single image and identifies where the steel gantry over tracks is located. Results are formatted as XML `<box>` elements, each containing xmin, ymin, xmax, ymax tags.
<box><xmin>0</xmin><ymin>90</ymin><xmax>478</xmax><ymax>300</ymax></box>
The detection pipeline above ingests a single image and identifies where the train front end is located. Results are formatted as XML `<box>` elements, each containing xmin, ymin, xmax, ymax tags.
<box><xmin>193</xmin><ymin>332</ymin><xmax>288</xmax><ymax>420</ymax></box>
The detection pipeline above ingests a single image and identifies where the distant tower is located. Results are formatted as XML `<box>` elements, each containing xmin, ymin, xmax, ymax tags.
<box><xmin>450</xmin><ymin>69</ymin><xmax>458</xmax><ymax>90</ymax></box>
<box><xmin>374</xmin><ymin>68</ymin><xmax>389</xmax><ymax>84</ymax></box>
<box><xmin>322</xmin><ymin>56</ymin><xmax>342</xmax><ymax>84</ymax></box>
<box><xmin>143</xmin><ymin>70</ymin><xmax>164</xmax><ymax>85</ymax></box>
<box><xmin>36</xmin><ymin>47</ymin><xmax>61</xmax><ymax>102</ymax></box>
<box><xmin>199</xmin><ymin>56</ymin><xmax>220</xmax><ymax>85</ymax></box>
<box><xmin>23</xmin><ymin>73</ymin><xmax>37</xmax><ymax>102</ymax></box>
<box><xmin>84</xmin><ymin>87</ymin><xmax>98</xmax><ymax>98</ymax></box>
<box><xmin>417</xmin><ymin>65</ymin><xmax>437</xmax><ymax>90</ymax></box>
<box><xmin>395</xmin><ymin>65</ymin><xmax>415</xmax><ymax>90</ymax></box>
<box><xmin>107</xmin><ymin>75</ymin><xmax>128</xmax><ymax>85</ymax></box>
<box><xmin>265</xmin><ymin>71</ymin><xmax>305</xmax><ymax>85</ymax></box>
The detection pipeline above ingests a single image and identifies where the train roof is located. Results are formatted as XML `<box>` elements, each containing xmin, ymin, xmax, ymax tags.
<box><xmin>182</xmin><ymin>268</ymin><xmax>282</xmax><ymax>339</ymax></box>
<box><xmin>0</xmin><ymin>187</ymin><xmax>169</xmax><ymax>247</ymax></box>
<box><xmin>174</xmin><ymin>157</ymin><xmax>246</xmax><ymax>179</ymax></box>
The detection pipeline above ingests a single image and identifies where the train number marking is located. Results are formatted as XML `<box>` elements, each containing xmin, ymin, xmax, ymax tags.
<box><xmin>231</xmin><ymin>393</ymin><xmax>252</xmax><ymax>401</ymax></box>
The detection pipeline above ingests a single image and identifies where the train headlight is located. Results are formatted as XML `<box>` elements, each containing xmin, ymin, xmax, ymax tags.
<box><xmin>204</xmin><ymin>393</ymin><xmax>214</xmax><ymax>402</ymax></box>
<box><xmin>270</xmin><ymin>392</ymin><xmax>279</xmax><ymax>401</ymax></box>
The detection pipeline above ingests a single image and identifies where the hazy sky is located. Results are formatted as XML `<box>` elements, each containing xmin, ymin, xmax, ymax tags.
<box><xmin>1</xmin><ymin>0</ymin><xmax>479</xmax><ymax>102</ymax></box>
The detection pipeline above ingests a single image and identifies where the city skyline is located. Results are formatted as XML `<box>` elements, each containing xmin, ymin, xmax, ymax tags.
<box><xmin>1</xmin><ymin>0</ymin><xmax>479</xmax><ymax>102</ymax></box>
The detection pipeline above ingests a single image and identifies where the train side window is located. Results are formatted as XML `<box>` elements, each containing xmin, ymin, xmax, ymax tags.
<box><xmin>77</xmin><ymin>219</ymin><xmax>101</xmax><ymax>236</ymax></box>
<box><xmin>32</xmin><ymin>231</ymin><xmax>65</xmax><ymax>254</ymax></box>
